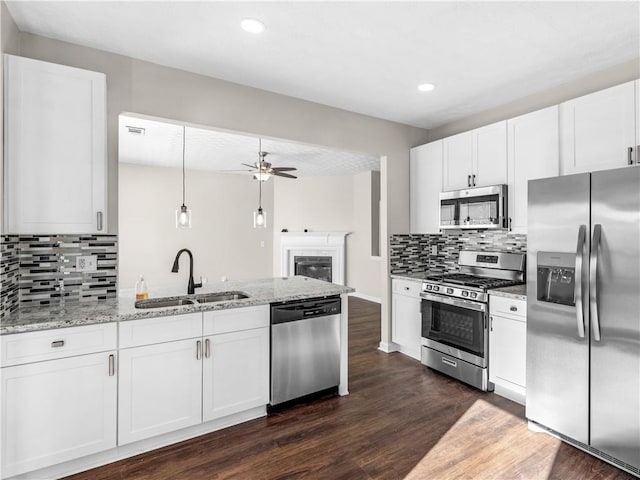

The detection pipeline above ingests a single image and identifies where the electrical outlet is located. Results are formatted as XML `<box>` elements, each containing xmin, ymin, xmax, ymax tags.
<box><xmin>431</xmin><ymin>245</ymin><xmax>438</xmax><ymax>255</ymax></box>
<box><xmin>76</xmin><ymin>255</ymin><xmax>97</xmax><ymax>272</ymax></box>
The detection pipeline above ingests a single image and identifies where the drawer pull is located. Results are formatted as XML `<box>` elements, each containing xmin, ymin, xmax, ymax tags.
<box><xmin>51</xmin><ymin>340</ymin><xmax>65</xmax><ymax>348</ymax></box>
<box><xmin>442</xmin><ymin>357</ymin><xmax>457</xmax><ymax>368</ymax></box>
<box><xmin>510</xmin><ymin>306</ymin><xmax>518</xmax><ymax>312</ymax></box>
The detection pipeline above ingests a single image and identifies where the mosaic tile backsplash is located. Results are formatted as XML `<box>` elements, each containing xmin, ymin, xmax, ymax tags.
<box><xmin>1</xmin><ymin>234</ymin><xmax>117</xmax><ymax>317</ymax></box>
<box><xmin>389</xmin><ymin>231</ymin><xmax>527</xmax><ymax>275</ymax></box>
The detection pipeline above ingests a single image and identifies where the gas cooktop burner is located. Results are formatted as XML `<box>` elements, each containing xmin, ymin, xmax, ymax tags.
<box><xmin>424</xmin><ymin>273</ymin><xmax>522</xmax><ymax>290</ymax></box>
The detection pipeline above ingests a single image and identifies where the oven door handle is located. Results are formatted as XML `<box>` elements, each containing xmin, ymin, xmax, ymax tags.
<box><xmin>420</xmin><ymin>292</ymin><xmax>487</xmax><ymax>313</ymax></box>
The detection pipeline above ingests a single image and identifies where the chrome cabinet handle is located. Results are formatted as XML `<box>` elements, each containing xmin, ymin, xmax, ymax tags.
<box><xmin>490</xmin><ymin>316</ymin><xmax>493</xmax><ymax>332</ymax></box>
<box><xmin>574</xmin><ymin>225</ymin><xmax>586</xmax><ymax>338</ymax></box>
<box><xmin>628</xmin><ymin>147</ymin><xmax>634</xmax><ymax>165</ymax></box>
<box><xmin>108</xmin><ymin>354</ymin><xmax>115</xmax><ymax>376</ymax></box>
<box><xmin>508</xmin><ymin>217</ymin><xmax>512</xmax><ymax>232</ymax></box>
<box><xmin>205</xmin><ymin>338</ymin><xmax>211</xmax><ymax>359</ymax></box>
<box><xmin>472</xmin><ymin>174</ymin><xmax>476</xmax><ymax>186</ymax></box>
<box><xmin>637</xmin><ymin>145</ymin><xmax>640</xmax><ymax>164</ymax></box>
<box><xmin>96</xmin><ymin>211</ymin><xmax>103</xmax><ymax>231</ymax></box>
<box><xmin>196</xmin><ymin>340</ymin><xmax>202</xmax><ymax>360</ymax></box>
<box><xmin>51</xmin><ymin>340</ymin><xmax>65</xmax><ymax>348</ymax></box>
<box><xmin>590</xmin><ymin>224</ymin><xmax>602</xmax><ymax>341</ymax></box>
<box><xmin>467</xmin><ymin>175</ymin><xmax>471</xmax><ymax>187</ymax></box>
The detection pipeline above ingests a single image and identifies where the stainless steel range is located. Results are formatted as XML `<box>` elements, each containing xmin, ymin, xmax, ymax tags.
<box><xmin>420</xmin><ymin>250</ymin><xmax>525</xmax><ymax>391</ymax></box>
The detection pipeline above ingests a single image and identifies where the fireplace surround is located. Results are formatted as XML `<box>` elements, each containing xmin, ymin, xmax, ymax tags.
<box><xmin>280</xmin><ymin>232</ymin><xmax>349</xmax><ymax>285</ymax></box>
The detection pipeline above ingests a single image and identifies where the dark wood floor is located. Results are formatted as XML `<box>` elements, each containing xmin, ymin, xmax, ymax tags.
<box><xmin>65</xmin><ymin>298</ymin><xmax>634</xmax><ymax>480</ymax></box>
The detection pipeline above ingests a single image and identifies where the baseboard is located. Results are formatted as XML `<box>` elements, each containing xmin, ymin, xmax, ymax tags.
<box><xmin>348</xmin><ymin>292</ymin><xmax>381</xmax><ymax>303</ymax></box>
<box><xmin>378</xmin><ymin>341</ymin><xmax>398</xmax><ymax>353</ymax></box>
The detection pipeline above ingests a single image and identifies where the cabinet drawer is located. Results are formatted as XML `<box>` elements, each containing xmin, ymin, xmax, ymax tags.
<box><xmin>392</xmin><ymin>279</ymin><xmax>422</xmax><ymax>297</ymax></box>
<box><xmin>1</xmin><ymin>323</ymin><xmax>117</xmax><ymax>367</ymax></box>
<box><xmin>203</xmin><ymin>305</ymin><xmax>269</xmax><ymax>336</ymax></box>
<box><xmin>119</xmin><ymin>313</ymin><xmax>202</xmax><ymax>348</ymax></box>
<box><xmin>490</xmin><ymin>296</ymin><xmax>526</xmax><ymax>320</ymax></box>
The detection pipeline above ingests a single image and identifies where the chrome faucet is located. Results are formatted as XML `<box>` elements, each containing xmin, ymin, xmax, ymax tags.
<box><xmin>171</xmin><ymin>248</ymin><xmax>202</xmax><ymax>295</ymax></box>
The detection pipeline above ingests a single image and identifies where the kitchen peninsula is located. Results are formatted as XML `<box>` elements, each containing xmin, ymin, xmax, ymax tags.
<box><xmin>0</xmin><ymin>276</ymin><xmax>353</xmax><ymax>480</ymax></box>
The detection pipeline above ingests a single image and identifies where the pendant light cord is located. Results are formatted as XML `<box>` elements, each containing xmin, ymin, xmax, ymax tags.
<box><xmin>182</xmin><ymin>125</ymin><xmax>186</xmax><ymax>206</ymax></box>
<box><xmin>258</xmin><ymin>138</ymin><xmax>262</xmax><ymax>209</ymax></box>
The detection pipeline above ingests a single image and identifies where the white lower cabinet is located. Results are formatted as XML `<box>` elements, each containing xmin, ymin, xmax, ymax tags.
<box><xmin>203</xmin><ymin>327</ymin><xmax>269</xmax><ymax>421</ymax></box>
<box><xmin>117</xmin><ymin>339</ymin><xmax>203</xmax><ymax>445</ymax></box>
<box><xmin>391</xmin><ymin>279</ymin><xmax>422</xmax><ymax>360</ymax></box>
<box><xmin>1</xmin><ymin>351</ymin><xmax>117</xmax><ymax>479</ymax></box>
<box><xmin>489</xmin><ymin>295</ymin><xmax>527</xmax><ymax>405</ymax></box>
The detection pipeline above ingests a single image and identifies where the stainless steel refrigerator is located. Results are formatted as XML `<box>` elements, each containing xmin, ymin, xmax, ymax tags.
<box><xmin>527</xmin><ymin>166</ymin><xmax>640</xmax><ymax>476</ymax></box>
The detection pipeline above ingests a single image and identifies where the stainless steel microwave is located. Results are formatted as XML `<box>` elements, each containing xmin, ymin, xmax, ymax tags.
<box><xmin>439</xmin><ymin>184</ymin><xmax>508</xmax><ymax>230</ymax></box>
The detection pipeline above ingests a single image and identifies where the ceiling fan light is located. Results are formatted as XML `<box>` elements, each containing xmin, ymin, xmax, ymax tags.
<box><xmin>253</xmin><ymin>171</ymin><xmax>271</xmax><ymax>182</ymax></box>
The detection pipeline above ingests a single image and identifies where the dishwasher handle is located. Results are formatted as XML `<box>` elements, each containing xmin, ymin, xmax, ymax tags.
<box><xmin>271</xmin><ymin>296</ymin><xmax>341</xmax><ymax>324</ymax></box>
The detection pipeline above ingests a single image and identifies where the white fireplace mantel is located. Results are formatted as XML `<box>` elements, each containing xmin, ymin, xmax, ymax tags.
<box><xmin>280</xmin><ymin>232</ymin><xmax>350</xmax><ymax>285</ymax></box>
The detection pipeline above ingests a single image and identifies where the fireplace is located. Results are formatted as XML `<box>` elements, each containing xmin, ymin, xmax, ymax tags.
<box><xmin>280</xmin><ymin>232</ymin><xmax>349</xmax><ymax>285</ymax></box>
<box><xmin>294</xmin><ymin>256</ymin><xmax>333</xmax><ymax>282</ymax></box>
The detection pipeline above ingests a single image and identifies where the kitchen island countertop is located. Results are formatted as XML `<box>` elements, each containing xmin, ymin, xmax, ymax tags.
<box><xmin>488</xmin><ymin>284</ymin><xmax>527</xmax><ymax>301</ymax></box>
<box><xmin>1</xmin><ymin>276</ymin><xmax>354</xmax><ymax>335</ymax></box>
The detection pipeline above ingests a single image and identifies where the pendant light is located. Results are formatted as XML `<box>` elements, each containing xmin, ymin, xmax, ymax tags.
<box><xmin>253</xmin><ymin>139</ymin><xmax>267</xmax><ymax>228</ymax></box>
<box><xmin>176</xmin><ymin>125</ymin><xmax>192</xmax><ymax>228</ymax></box>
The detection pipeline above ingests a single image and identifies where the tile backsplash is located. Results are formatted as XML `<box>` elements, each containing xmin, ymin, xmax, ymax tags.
<box><xmin>1</xmin><ymin>234</ymin><xmax>117</xmax><ymax>317</ymax></box>
<box><xmin>389</xmin><ymin>231</ymin><xmax>527</xmax><ymax>275</ymax></box>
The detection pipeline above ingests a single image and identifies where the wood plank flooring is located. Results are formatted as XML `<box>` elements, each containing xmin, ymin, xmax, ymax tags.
<box><xmin>64</xmin><ymin>297</ymin><xmax>635</xmax><ymax>480</ymax></box>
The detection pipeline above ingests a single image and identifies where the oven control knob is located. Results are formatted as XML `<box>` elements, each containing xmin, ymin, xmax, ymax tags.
<box><xmin>462</xmin><ymin>291</ymin><xmax>469</xmax><ymax>297</ymax></box>
<box><xmin>433</xmin><ymin>286</ymin><xmax>440</xmax><ymax>292</ymax></box>
<box><xmin>446</xmin><ymin>288</ymin><xmax>454</xmax><ymax>294</ymax></box>
<box><xmin>470</xmin><ymin>292</ymin><xmax>478</xmax><ymax>299</ymax></box>
<box><xmin>425</xmin><ymin>284</ymin><xmax>432</xmax><ymax>291</ymax></box>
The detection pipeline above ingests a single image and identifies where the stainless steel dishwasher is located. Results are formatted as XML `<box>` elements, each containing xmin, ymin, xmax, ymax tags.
<box><xmin>270</xmin><ymin>295</ymin><xmax>341</xmax><ymax>406</ymax></box>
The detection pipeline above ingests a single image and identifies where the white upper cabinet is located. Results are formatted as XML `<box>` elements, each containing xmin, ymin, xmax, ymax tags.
<box><xmin>443</xmin><ymin>121</ymin><xmax>507</xmax><ymax>190</ymax></box>
<box><xmin>560</xmin><ymin>80</ymin><xmax>637</xmax><ymax>174</ymax></box>
<box><xmin>4</xmin><ymin>54</ymin><xmax>107</xmax><ymax>234</ymax></box>
<box><xmin>410</xmin><ymin>140</ymin><xmax>442</xmax><ymax>234</ymax></box>
<box><xmin>507</xmin><ymin>106</ymin><xmax>559</xmax><ymax>233</ymax></box>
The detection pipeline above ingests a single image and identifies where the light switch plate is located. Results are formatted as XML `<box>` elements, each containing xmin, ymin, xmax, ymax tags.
<box><xmin>76</xmin><ymin>255</ymin><xmax>97</xmax><ymax>272</ymax></box>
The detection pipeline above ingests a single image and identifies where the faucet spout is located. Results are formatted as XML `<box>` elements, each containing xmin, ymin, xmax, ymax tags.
<box><xmin>171</xmin><ymin>248</ymin><xmax>202</xmax><ymax>294</ymax></box>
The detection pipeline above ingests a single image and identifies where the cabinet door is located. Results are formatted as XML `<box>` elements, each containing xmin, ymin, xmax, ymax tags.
<box><xmin>489</xmin><ymin>315</ymin><xmax>526</xmax><ymax>390</ymax></box>
<box><xmin>118</xmin><ymin>339</ymin><xmax>202</xmax><ymax>445</ymax></box>
<box><xmin>473</xmin><ymin>121</ymin><xmax>508</xmax><ymax>187</ymax></box>
<box><xmin>4</xmin><ymin>54</ymin><xmax>107</xmax><ymax>234</ymax></box>
<box><xmin>1</xmin><ymin>352</ymin><xmax>117</xmax><ymax>478</ymax></box>
<box><xmin>410</xmin><ymin>141</ymin><xmax>443</xmax><ymax>234</ymax></box>
<box><xmin>443</xmin><ymin>131</ymin><xmax>474</xmax><ymax>190</ymax></box>
<box><xmin>391</xmin><ymin>292</ymin><xmax>422</xmax><ymax>360</ymax></box>
<box><xmin>202</xmin><ymin>327</ymin><xmax>269</xmax><ymax>422</ymax></box>
<box><xmin>560</xmin><ymin>81</ymin><xmax>636</xmax><ymax>175</ymax></box>
<box><xmin>507</xmin><ymin>106</ymin><xmax>559</xmax><ymax>233</ymax></box>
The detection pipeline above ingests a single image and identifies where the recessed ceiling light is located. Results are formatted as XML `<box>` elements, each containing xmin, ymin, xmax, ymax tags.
<box><xmin>241</xmin><ymin>18</ymin><xmax>265</xmax><ymax>34</ymax></box>
<box><xmin>418</xmin><ymin>83</ymin><xmax>436</xmax><ymax>92</ymax></box>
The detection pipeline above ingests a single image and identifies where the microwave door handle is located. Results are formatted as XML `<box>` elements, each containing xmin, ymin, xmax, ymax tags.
<box><xmin>574</xmin><ymin>225</ymin><xmax>586</xmax><ymax>338</ymax></box>
<box><xmin>590</xmin><ymin>224</ymin><xmax>602</xmax><ymax>341</ymax></box>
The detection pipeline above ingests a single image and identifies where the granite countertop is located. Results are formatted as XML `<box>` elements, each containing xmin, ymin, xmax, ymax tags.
<box><xmin>1</xmin><ymin>276</ymin><xmax>354</xmax><ymax>335</ymax></box>
<box><xmin>488</xmin><ymin>284</ymin><xmax>527</xmax><ymax>301</ymax></box>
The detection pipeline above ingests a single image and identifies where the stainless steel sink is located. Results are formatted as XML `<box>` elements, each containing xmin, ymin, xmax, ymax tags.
<box><xmin>135</xmin><ymin>297</ymin><xmax>197</xmax><ymax>309</ymax></box>
<box><xmin>194</xmin><ymin>291</ymin><xmax>249</xmax><ymax>303</ymax></box>
<box><xmin>134</xmin><ymin>291</ymin><xmax>249</xmax><ymax>309</ymax></box>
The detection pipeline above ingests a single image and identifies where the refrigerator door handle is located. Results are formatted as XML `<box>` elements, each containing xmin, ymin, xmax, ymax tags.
<box><xmin>574</xmin><ymin>224</ymin><xmax>587</xmax><ymax>338</ymax></box>
<box><xmin>590</xmin><ymin>223</ymin><xmax>602</xmax><ymax>342</ymax></box>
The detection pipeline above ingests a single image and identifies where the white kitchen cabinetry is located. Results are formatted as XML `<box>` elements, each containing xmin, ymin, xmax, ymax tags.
<box><xmin>118</xmin><ymin>307</ymin><xmax>270</xmax><ymax>445</ymax></box>
<box><xmin>443</xmin><ymin>120</ymin><xmax>507</xmax><ymax>191</ymax></box>
<box><xmin>410</xmin><ymin>140</ymin><xmax>443</xmax><ymax>234</ymax></box>
<box><xmin>489</xmin><ymin>295</ymin><xmax>526</xmax><ymax>405</ymax></box>
<box><xmin>1</xmin><ymin>325</ymin><xmax>117</xmax><ymax>479</ymax></box>
<box><xmin>507</xmin><ymin>106</ymin><xmax>559</xmax><ymax>233</ymax></box>
<box><xmin>391</xmin><ymin>279</ymin><xmax>422</xmax><ymax>360</ymax></box>
<box><xmin>3</xmin><ymin>54</ymin><xmax>107</xmax><ymax>234</ymax></box>
<box><xmin>560</xmin><ymin>80</ymin><xmax>638</xmax><ymax>175</ymax></box>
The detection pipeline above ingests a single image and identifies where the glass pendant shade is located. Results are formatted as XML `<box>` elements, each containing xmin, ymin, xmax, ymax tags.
<box><xmin>253</xmin><ymin>207</ymin><xmax>267</xmax><ymax>228</ymax></box>
<box><xmin>176</xmin><ymin>204</ymin><xmax>192</xmax><ymax>228</ymax></box>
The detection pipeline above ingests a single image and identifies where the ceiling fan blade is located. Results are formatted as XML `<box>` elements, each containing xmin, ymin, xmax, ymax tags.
<box><xmin>273</xmin><ymin>172</ymin><xmax>297</xmax><ymax>179</ymax></box>
<box><xmin>270</xmin><ymin>167</ymin><xmax>297</xmax><ymax>172</ymax></box>
<box><xmin>241</xmin><ymin>163</ymin><xmax>258</xmax><ymax>169</ymax></box>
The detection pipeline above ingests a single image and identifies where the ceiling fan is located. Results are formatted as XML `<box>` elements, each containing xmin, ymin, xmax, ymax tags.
<box><xmin>242</xmin><ymin>150</ymin><xmax>297</xmax><ymax>181</ymax></box>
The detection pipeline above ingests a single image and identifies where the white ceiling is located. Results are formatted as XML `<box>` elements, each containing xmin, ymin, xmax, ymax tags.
<box><xmin>118</xmin><ymin>114</ymin><xmax>380</xmax><ymax>176</ymax></box>
<box><xmin>7</xmin><ymin>1</ymin><xmax>639</xmax><ymax>129</ymax></box>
